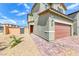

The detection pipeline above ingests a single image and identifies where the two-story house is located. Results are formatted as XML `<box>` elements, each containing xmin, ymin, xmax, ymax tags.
<box><xmin>28</xmin><ymin>3</ymin><xmax>74</xmax><ymax>42</ymax></box>
<box><xmin>68</xmin><ymin>11</ymin><xmax>79</xmax><ymax>35</ymax></box>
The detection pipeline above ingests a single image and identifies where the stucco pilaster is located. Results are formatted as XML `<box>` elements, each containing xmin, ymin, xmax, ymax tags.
<box><xmin>71</xmin><ymin>24</ymin><xmax>74</xmax><ymax>36</ymax></box>
<box><xmin>48</xmin><ymin>16</ymin><xmax>55</xmax><ymax>42</ymax></box>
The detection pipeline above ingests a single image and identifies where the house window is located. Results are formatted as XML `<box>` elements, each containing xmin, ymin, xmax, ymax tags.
<box><xmin>37</xmin><ymin>14</ymin><xmax>49</xmax><ymax>26</ymax></box>
<box><xmin>58</xmin><ymin>7</ymin><xmax>63</xmax><ymax>13</ymax></box>
<box><xmin>43</xmin><ymin>3</ymin><xmax>48</xmax><ymax>9</ymax></box>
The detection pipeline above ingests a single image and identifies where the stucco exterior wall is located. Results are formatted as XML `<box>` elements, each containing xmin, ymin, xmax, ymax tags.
<box><xmin>29</xmin><ymin>3</ymin><xmax>73</xmax><ymax>41</ymax></box>
<box><xmin>0</xmin><ymin>25</ymin><xmax>27</xmax><ymax>35</ymax></box>
<box><xmin>28</xmin><ymin>16</ymin><xmax>34</xmax><ymax>22</ymax></box>
<box><xmin>52</xmin><ymin>4</ymin><xmax>66</xmax><ymax>14</ymax></box>
<box><xmin>68</xmin><ymin>13</ymin><xmax>77</xmax><ymax>35</ymax></box>
<box><xmin>53</xmin><ymin>14</ymin><xmax>73</xmax><ymax>25</ymax></box>
<box><xmin>8</xmin><ymin>27</ymin><xmax>20</xmax><ymax>35</ymax></box>
<box><xmin>33</xmin><ymin>12</ymin><xmax>73</xmax><ymax>41</ymax></box>
<box><xmin>33</xmin><ymin>13</ymin><xmax>50</xmax><ymax>41</ymax></box>
<box><xmin>3</xmin><ymin>25</ymin><xmax>9</xmax><ymax>34</ymax></box>
<box><xmin>46</xmin><ymin>13</ymin><xmax>73</xmax><ymax>42</ymax></box>
<box><xmin>39</xmin><ymin>3</ymin><xmax>49</xmax><ymax>13</ymax></box>
<box><xmin>24</xmin><ymin>27</ymin><xmax>28</xmax><ymax>34</ymax></box>
<box><xmin>59</xmin><ymin>5</ymin><xmax>66</xmax><ymax>14</ymax></box>
<box><xmin>76</xmin><ymin>12</ymin><xmax>79</xmax><ymax>35</ymax></box>
<box><xmin>32</xmin><ymin>3</ymin><xmax>66</xmax><ymax>15</ymax></box>
<box><xmin>32</xmin><ymin>3</ymin><xmax>40</xmax><ymax>13</ymax></box>
<box><xmin>52</xmin><ymin>4</ymin><xmax>60</xmax><ymax>10</ymax></box>
<box><xmin>32</xmin><ymin>3</ymin><xmax>49</xmax><ymax>14</ymax></box>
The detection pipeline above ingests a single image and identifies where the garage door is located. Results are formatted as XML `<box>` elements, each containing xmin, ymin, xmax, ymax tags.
<box><xmin>55</xmin><ymin>22</ymin><xmax>71</xmax><ymax>39</ymax></box>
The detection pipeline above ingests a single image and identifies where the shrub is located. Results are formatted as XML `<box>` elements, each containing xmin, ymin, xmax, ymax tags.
<box><xmin>9</xmin><ymin>35</ymin><xmax>23</xmax><ymax>48</ymax></box>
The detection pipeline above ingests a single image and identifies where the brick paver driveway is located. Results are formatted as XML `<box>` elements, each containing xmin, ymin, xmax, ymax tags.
<box><xmin>31</xmin><ymin>34</ymin><xmax>79</xmax><ymax>56</ymax></box>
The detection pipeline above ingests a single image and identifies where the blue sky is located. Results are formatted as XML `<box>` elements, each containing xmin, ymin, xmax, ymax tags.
<box><xmin>65</xmin><ymin>3</ymin><xmax>79</xmax><ymax>14</ymax></box>
<box><xmin>0</xmin><ymin>3</ymin><xmax>79</xmax><ymax>27</ymax></box>
<box><xmin>0</xmin><ymin>3</ymin><xmax>33</xmax><ymax>27</ymax></box>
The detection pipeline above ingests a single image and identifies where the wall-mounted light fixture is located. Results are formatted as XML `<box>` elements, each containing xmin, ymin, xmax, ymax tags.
<box><xmin>51</xmin><ymin>16</ymin><xmax>55</xmax><ymax>26</ymax></box>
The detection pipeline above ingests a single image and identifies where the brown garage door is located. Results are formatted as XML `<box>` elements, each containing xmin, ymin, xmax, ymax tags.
<box><xmin>30</xmin><ymin>25</ymin><xmax>34</xmax><ymax>33</ymax></box>
<box><xmin>55</xmin><ymin>22</ymin><xmax>71</xmax><ymax>39</ymax></box>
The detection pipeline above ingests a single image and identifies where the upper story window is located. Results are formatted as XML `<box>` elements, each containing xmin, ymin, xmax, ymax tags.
<box><xmin>32</xmin><ymin>4</ymin><xmax>40</xmax><ymax>13</ymax></box>
<box><xmin>43</xmin><ymin>3</ymin><xmax>48</xmax><ymax>9</ymax></box>
<box><xmin>37</xmin><ymin>14</ymin><xmax>49</xmax><ymax>26</ymax></box>
<box><xmin>58</xmin><ymin>7</ymin><xmax>63</xmax><ymax>13</ymax></box>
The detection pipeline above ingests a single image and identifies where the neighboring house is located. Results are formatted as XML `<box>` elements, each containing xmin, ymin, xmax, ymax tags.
<box><xmin>9</xmin><ymin>27</ymin><xmax>27</xmax><ymax>35</ymax></box>
<box><xmin>0</xmin><ymin>23</ymin><xmax>20</xmax><ymax>35</ymax></box>
<box><xmin>68</xmin><ymin>11</ymin><xmax>79</xmax><ymax>35</ymax></box>
<box><xmin>28</xmin><ymin>3</ymin><xmax>74</xmax><ymax>42</ymax></box>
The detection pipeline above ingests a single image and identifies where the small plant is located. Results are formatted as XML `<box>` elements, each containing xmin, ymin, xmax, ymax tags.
<box><xmin>29</xmin><ymin>12</ymin><xmax>33</xmax><ymax>16</ymax></box>
<box><xmin>9</xmin><ymin>35</ymin><xmax>23</xmax><ymax>48</ymax></box>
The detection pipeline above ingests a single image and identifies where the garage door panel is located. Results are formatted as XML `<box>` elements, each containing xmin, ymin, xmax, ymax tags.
<box><xmin>55</xmin><ymin>23</ymin><xmax>71</xmax><ymax>39</ymax></box>
<box><xmin>55</xmin><ymin>33</ymin><xmax>70</xmax><ymax>39</ymax></box>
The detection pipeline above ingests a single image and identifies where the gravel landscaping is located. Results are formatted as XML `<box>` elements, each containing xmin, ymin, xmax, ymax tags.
<box><xmin>0</xmin><ymin>34</ymin><xmax>41</xmax><ymax>56</ymax></box>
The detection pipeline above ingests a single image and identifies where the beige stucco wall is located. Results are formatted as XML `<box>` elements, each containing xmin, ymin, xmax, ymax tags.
<box><xmin>59</xmin><ymin>5</ymin><xmax>66</xmax><ymax>14</ymax></box>
<box><xmin>52</xmin><ymin>3</ymin><xmax>66</xmax><ymax>14</ymax></box>
<box><xmin>33</xmin><ymin>12</ymin><xmax>73</xmax><ymax>42</ymax></box>
<box><xmin>3</xmin><ymin>25</ymin><xmax>9</xmax><ymax>34</ymax></box>
<box><xmin>39</xmin><ymin>3</ymin><xmax>49</xmax><ymax>13</ymax></box>
<box><xmin>8</xmin><ymin>27</ymin><xmax>20</xmax><ymax>35</ymax></box>
<box><xmin>68</xmin><ymin>13</ymin><xmax>77</xmax><ymax>35</ymax></box>
<box><xmin>24</xmin><ymin>27</ymin><xmax>28</xmax><ymax>34</ymax></box>
<box><xmin>29</xmin><ymin>3</ymin><xmax>73</xmax><ymax>42</ymax></box>
<box><xmin>33</xmin><ymin>13</ymin><xmax>50</xmax><ymax>41</ymax></box>
<box><xmin>52</xmin><ymin>3</ymin><xmax>60</xmax><ymax>10</ymax></box>
<box><xmin>76</xmin><ymin>13</ymin><xmax>79</xmax><ymax>35</ymax></box>
<box><xmin>32</xmin><ymin>3</ymin><xmax>49</xmax><ymax>14</ymax></box>
<box><xmin>0</xmin><ymin>25</ymin><xmax>28</xmax><ymax>35</ymax></box>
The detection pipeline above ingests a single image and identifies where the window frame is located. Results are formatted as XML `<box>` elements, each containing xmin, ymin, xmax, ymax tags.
<box><xmin>58</xmin><ymin>7</ymin><xmax>63</xmax><ymax>13</ymax></box>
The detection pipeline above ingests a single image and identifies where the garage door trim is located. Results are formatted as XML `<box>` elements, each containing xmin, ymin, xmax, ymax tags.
<box><xmin>55</xmin><ymin>22</ymin><xmax>71</xmax><ymax>39</ymax></box>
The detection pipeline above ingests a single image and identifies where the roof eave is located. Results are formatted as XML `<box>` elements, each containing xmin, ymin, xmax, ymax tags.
<box><xmin>49</xmin><ymin>9</ymin><xmax>73</xmax><ymax>21</ymax></box>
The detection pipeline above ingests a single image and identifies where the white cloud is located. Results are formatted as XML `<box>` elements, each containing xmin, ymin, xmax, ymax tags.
<box><xmin>16</xmin><ymin>3</ymin><xmax>30</xmax><ymax>16</ymax></box>
<box><xmin>16</xmin><ymin>12</ymin><xmax>26</xmax><ymax>16</ymax></box>
<box><xmin>1</xmin><ymin>15</ymin><xmax>8</xmax><ymax>19</ymax></box>
<box><xmin>24</xmin><ymin>4</ymin><xmax>30</xmax><ymax>9</ymax></box>
<box><xmin>0</xmin><ymin>14</ymin><xmax>16</xmax><ymax>25</ymax></box>
<box><xmin>3</xmin><ymin>19</ymin><xmax>16</xmax><ymax>24</ymax></box>
<box><xmin>22</xmin><ymin>20</ymin><xmax>26</xmax><ymax>23</ymax></box>
<box><xmin>26</xmin><ymin>9</ymin><xmax>30</xmax><ymax>13</ymax></box>
<box><xmin>0</xmin><ymin>19</ymin><xmax>5</xmax><ymax>24</ymax></box>
<box><xmin>0</xmin><ymin>19</ymin><xmax>16</xmax><ymax>25</ymax></box>
<box><xmin>17</xmin><ymin>3</ymin><xmax>23</xmax><ymax>6</ymax></box>
<box><xmin>8</xmin><ymin>19</ymin><xmax>16</xmax><ymax>24</ymax></box>
<box><xmin>17</xmin><ymin>3</ymin><xmax>30</xmax><ymax>9</ymax></box>
<box><xmin>67</xmin><ymin>3</ymin><xmax>79</xmax><ymax>10</ymax></box>
<box><xmin>10</xmin><ymin>10</ymin><xmax>19</xmax><ymax>13</ymax></box>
